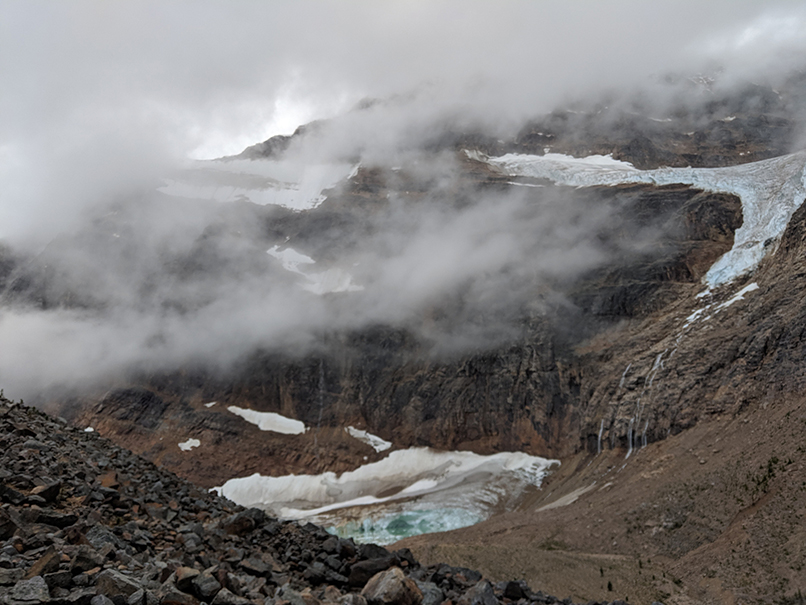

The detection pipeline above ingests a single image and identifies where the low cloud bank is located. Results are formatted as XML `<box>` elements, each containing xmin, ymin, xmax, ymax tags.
<box><xmin>1</xmin><ymin>1</ymin><xmax>805</xmax><ymax>398</ymax></box>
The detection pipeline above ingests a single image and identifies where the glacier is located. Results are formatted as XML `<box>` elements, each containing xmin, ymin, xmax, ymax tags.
<box><xmin>470</xmin><ymin>150</ymin><xmax>806</xmax><ymax>288</ymax></box>
<box><xmin>215</xmin><ymin>447</ymin><xmax>558</xmax><ymax>544</ymax></box>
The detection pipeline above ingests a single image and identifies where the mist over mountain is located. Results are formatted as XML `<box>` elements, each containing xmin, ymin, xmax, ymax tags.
<box><xmin>2</xmin><ymin>1</ymin><xmax>806</xmax><ymax>400</ymax></box>
<box><xmin>6</xmin><ymin>4</ymin><xmax>806</xmax><ymax>603</ymax></box>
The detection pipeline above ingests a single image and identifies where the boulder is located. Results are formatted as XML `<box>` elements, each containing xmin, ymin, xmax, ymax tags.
<box><xmin>70</xmin><ymin>546</ymin><xmax>105</xmax><ymax>574</ymax></box>
<box><xmin>174</xmin><ymin>567</ymin><xmax>200</xmax><ymax>594</ymax></box>
<box><xmin>220</xmin><ymin>508</ymin><xmax>265</xmax><ymax>536</ymax></box>
<box><xmin>0</xmin><ymin>507</ymin><xmax>19</xmax><ymax>539</ymax></box>
<box><xmin>8</xmin><ymin>576</ymin><xmax>51</xmax><ymax>604</ymax></box>
<box><xmin>95</xmin><ymin>569</ymin><xmax>141</xmax><ymax>598</ymax></box>
<box><xmin>191</xmin><ymin>572</ymin><xmax>222</xmax><ymax>601</ymax></box>
<box><xmin>30</xmin><ymin>482</ymin><xmax>61</xmax><ymax>503</ymax></box>
<box><xmin>24</xmin><ymin>547</ymin><xmax>61</xmax><ymax>580</ymax></box>
<box><xmin>348</xmin><ymin>556</ymin><xmax>397</xmax><ymax>588</ymax></box>
<box><xmin>414</xmin><ymin>582</ymin><xmax>442</xmax><ymax>605</ymax></box>
<box><xmin>210</xmin><ymin>588</ymin><xmax>252</xmax><ymax>605</ymax></box>
<box><xmin>457</xmin><ymin>581</ymin><xmax>497</xmax><ymax>605</ymax></box>
<box><xmin>361</xmin><ymin>567</ymin><xmax>422</xmax><ymax>605</ymax></box>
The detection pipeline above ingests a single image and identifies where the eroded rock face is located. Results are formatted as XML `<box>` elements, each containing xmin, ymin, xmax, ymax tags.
<box><xmin>8</xmin><ymin>76</ymin><xmax>805</xmax><ymax>490</ymax></box>
<box><xmin>58</xmin><ymin>174</ymin><xmax>745</xmax><ymax>486</ymax></box>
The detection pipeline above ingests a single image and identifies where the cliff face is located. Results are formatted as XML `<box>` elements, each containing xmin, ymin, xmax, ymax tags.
<box><xmin>2</xmin><ymin>76</ymin><xmax>802</xmax><ymax>490</ymax></box>
<box><xmin>59</xmin><ymin>157</ymin><xmax>747</xmax><ymax>486</ymax></box>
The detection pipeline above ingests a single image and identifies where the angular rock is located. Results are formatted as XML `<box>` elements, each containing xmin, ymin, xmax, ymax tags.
<box><xmin>0</xmin><ymin>484</ymin><xmax>26</xmax><ymax>505</ymax></box>
<box><xmin>174</xmin><ymin>567</ymin><xmax>201</xmax><ymax>594</ymax></box>
<box><xmin>210</xmin><ymin>588</ymin><xmax>252</xmax><ymax>605</ymax></box>
<box><xmin>125</xmin><ymin>589</ymin><xmax>152</xmax><ymax>605</ymax></box>
<box><xmin>30</xmin><ymin>482</ymin><xmax>61</xmax><ymax>503</ymax></box>
<box><xmin>8</xmin><ymin>575</ymin><xmax>51</xmax><ymax>604</ymax></box>
<box><xmin>414</xmin><ymin>582</ymin><xmax>442</xmax><ymax>605</ymax></box>
<box><xmin>348</xmin><ymin>556</ymin><xmax>397</xmax><ymax>588</ymax></box>
<box><xmin>43</xmin><ymin>571</ymin><xmax>72</xmax><ymax>590</ymax></box>
<box><xmin>91</xmin><ymin>596</ymin><xmax>115</xmax><ymax>605</ymax></box>
<box><xmin>358</xmin><ymin>545</ymin><xmax>391</xmax><ymax>561</ymax></box>
<box><xmin>240</xmin><ymin>556</ymin><xmax>271</xmax><ymax>578</ymax></box>
<box><xmin>85</xmin><ymin>526</ymin><xmax>123</xmax><ymax>551</ymax></box>
<box><xmin>191</xmin><ymin>572</ymin><xmax>221</xmax><ymax>601</ymax></box>
<box><xmin>338</xmin><ymin>596</ymin><xmax>367</xmax><ymax>605</ymax></box>
<box><xmin>0</xmin><ymin>568</ymin><xmax>24</xmax><ymax>586</ymax></box>
<box><xmin>0</xmin><ymin>507</ymin><xmax>19</xmax><ymax>539</ymax></box>
<box><xmin>62</xmin><ymin>588</ymin><xmax>97</xmax><ymax>605</ymax></box>
<box><xmin>320</xmin><ymin>585</ymin><xmax>342</xmax><ymax>603</ymax></box>
<box><xmin>457</xmin><ymin>581</ymin><xmax>497</xmax><ymax>605</ymax></box>
<box><xmin>220</xmin><ymin>508</ymin><xmax>265</xmax><ymax>536</ymax></box>
<box><xmin>70</xmin><ymin>546</ymin><xmax>105</xmax><ymax>574</ymax></box>
<box><xmin>95</xmin><ymin>569</ymin><xmax>141</xmax><ymax>598</ymax></box>
<box><xmin>502</xmin><ymin>581</ymin><xmax>527</xmax><ymax>601</ymax></box>
<box><xmin>25</xmin><ymin>547</ymin><xmax>61</xmax><ymax>580</ymax></box>
<box><xmin>36</xmin><ymin>510</ymin><xmax>78</xmax><ymax>529</ymax></box>
<box><xmin>157</xmin><ymin>590</ymin><xmax>199</xmax><ymax>605</ymax></box>
<box><xmin>361</xmin><ymin>567</ymin><xmax>422</xmax><ymax>605</ymax></box>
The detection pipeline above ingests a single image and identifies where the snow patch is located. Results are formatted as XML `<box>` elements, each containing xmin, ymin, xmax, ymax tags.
<box><xmin>204</xmin><ymin>401</ymin><xmax>217</xmax><ymax>408</ymax></box>
<box><xmin>84</xmin><ymin>427</ymin><xmax>94</xmax><ymax>432</ymax></box>
<box><xmin>506</xmin><ymin>181</ymin><xmax>544</xmax><ymax>188</ymax></box>
<box><xmin>716</xmin><ymin>282</ymin><xmax>759</xmax><ymax>311</ymax></box>
<box><xmin>345</xmin><ymin>426</ymin><xmax>392</xmax><ymax>452</ymax></box>
<box><xmin>267</xmin><ymin>246</ymin><xmax>363</xmax><ymax>295</ymax></box>
<box><xmin>227</xmin><ymin>406</ymin><xmax>306</xmax><ymax>435</ymax></box>
<box><xmin>159</xmin><ymin>159</ymin><xmax>358</xmax><ymax>212</ymax></box>
<box><xmin>178</xmin><ymin>438</ymin><xmax>200</xmax><ymax>451</ymax></box>
<box><xmin>266</xmin><ymin>245</ymin><xmax>316</xmax><ymax>275</ymax></box>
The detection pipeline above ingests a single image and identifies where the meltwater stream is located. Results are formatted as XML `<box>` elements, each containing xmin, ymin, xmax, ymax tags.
<box><xmin>215</xmin><ymin>448</ymin><xmax>558</xmax><ymax>544</ymax></box>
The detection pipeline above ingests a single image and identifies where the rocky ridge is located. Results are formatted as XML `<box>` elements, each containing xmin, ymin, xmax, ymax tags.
<box><xmin>0</xmin><ymin>394</ymin><xmax>637</xmax><ymax>605</ymax></box>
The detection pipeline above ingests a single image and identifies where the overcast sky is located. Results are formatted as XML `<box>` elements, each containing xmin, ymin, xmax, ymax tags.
<box><xmin>2</xmin><ymin>1</ymin><xmax>806</xmax><ymax>399</ymax></box>
<box><xmin>2</xmin><ymin>1</ymin><xmax>805</xmax><ymax>243</ymax></box>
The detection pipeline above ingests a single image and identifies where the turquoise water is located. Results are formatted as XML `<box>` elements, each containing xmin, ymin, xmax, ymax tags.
<box><xmin>327</xmin><ymin>507</ymin><xmax>483</xmax><ymax>544</ymax></box>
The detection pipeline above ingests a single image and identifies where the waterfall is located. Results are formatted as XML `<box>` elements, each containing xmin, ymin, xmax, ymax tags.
<box><xmin>597</xmin><ymin>418</ymin><xmax>604</xmax><ymax>455</ymax></box>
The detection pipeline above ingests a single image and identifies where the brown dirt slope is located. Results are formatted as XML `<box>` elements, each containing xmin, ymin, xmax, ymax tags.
<box><xmin>397</xmin><ymin>190</ymin><xmax>806</xmax><ymax>605</ymax></box>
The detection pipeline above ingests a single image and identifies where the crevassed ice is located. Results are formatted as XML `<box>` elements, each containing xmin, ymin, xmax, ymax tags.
<box><xmin>345</xmin><ymin>426</ymin><xmax>392</xmax><ymax>452</ymax></box>
<box><xmin>158</xmin><ymin>158</ymin><xmax>358</xmax><ymax>211</ymax></box>
<box><xmin>226</xmin><ymin>405</ymin><xmax>306</xmax><ymax>435</ymax></box>
<box><xmin>214</xmin><ymin>447</ymin><xmax>558</xmax><ymax>543</ymax></box>
<box><xmin>470</xmin><ymin>150</ymin><xmax>806</xmax><ymax>288</ymax></box>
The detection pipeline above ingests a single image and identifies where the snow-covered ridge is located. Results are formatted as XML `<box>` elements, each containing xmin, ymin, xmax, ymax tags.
<box><xmin>215</xmin><ymin>448</ymin><xmax>558</xmax><ymax>544</ymax></box>
<box><xmin>469</xmin><ymin>150</ymin><xmax>806</xmax><ymax>288</ymax></box>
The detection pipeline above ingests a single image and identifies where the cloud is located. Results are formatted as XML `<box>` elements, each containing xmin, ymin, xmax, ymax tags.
<box><xmin>1</xmin><ymin>0</ymin><xmax>805</xmax><ymax>398</ymax></box>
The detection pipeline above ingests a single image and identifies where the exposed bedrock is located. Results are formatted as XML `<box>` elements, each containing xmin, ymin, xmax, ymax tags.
<box><xmin>59</xmin><ymin>179</ymin><xmax>753</xmax><ymax>482</ymax></box>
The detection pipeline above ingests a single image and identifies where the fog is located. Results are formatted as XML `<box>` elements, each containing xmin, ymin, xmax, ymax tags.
<box><xmin>1</xmin><ymin>0</ymin><xmax>805</xmax><ymax>399</ymax></box>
